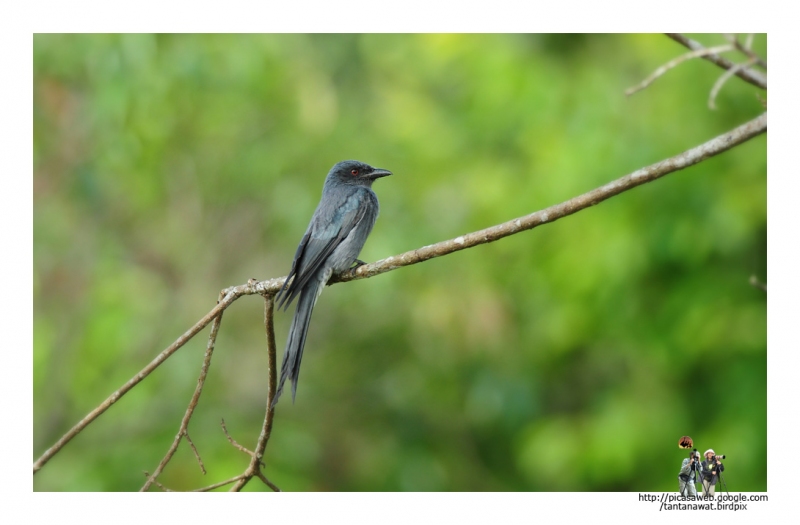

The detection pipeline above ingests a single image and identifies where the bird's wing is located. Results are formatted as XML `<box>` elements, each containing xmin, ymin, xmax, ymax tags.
<box><xmin>276</xmin><ymin>189</ymin><xmax>368</xmax><ymax>310</ymax></box>
<box><xmin>275</xmin><ymin>229</ymin><xmax>311</xmax><ymax>307</ymax></box>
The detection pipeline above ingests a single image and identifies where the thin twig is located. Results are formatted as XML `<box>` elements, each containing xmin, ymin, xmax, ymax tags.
<box><xmin>184</xmin><ymin>432</ymin><xmax>206</xmax><ymax>474</ymax></box>
<box><xmin>231</xmin><ymin>294</ymin><xmax>280</xmax><ymax>492</ymax></box>
<box><xmin>33</xmin><ymin>112</ymin><xmax>767</xmax><ymax>476</ymax></box>
<box><xmin>140</xmin><ymin>291</ymin><xmax>225</xmax><ymax>491</ymax></box>
<box><xmin>625</xmin><ymin>44</ymin><xmax>735</xmax><ymax>96</ymax></box>
<box><xmin>260</xmin><ymin>293</ymin><xmax>278</xmax><ymax>453</ymax></box>
<box><xmin>256</xmin><ymin>470</ymin><xmax>282</xmax><ymax>492</ymax></box>
<box><xmin>709</xmin><ymin>57</ymin><xmax>759</xmax><ymax>109</ymax></box>
<box><xmin>221</xmin><ymin>418</ymin><xmax>256</xmax><ymax>458</ymax></box>
<box><xmin>666</xmin><ymin>33</ymin><xmax>767</xmax><ymax>89</ymax></box>
<box><xmin>142</xmin><ymin>471</ymin><xmax>175</xmax><ymax>492</ymax></box>
<box><xmin>192</xmin><ymin>474</ymin><xmax>247</xmax><ymax>492</ymax></box>
<box><xmin>724</xmin><ymin>33</ymin><xmax>767</xmax><ymax>69</ymax></box>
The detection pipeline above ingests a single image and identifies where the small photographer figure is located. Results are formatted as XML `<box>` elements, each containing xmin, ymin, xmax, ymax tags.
<box><xmin>678</xmin><ymin>449</ymin><xmax>702</xmax><ymax>497</ymax></box>
<box><xmin>701</xmin><ymin>449</ymin><xmax>725</xmax><ymax>498</ymax></box>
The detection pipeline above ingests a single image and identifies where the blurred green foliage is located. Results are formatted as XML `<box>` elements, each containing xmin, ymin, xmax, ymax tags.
<box><xmin>33</xmin><ymin>34</ymin><xmax>766</xmax><ymax>491</ymax></box>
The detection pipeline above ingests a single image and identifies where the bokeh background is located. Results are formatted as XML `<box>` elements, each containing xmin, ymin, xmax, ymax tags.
<box><xmin>33</xmin><ymin>34</ymin><xmax>767</xmax><ymax>491</ymax></box>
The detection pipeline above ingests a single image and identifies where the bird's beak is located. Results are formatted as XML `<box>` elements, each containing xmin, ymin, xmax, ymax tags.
<box><xmin>369</xmin><ymin>168</ymin><xmax>393</xmax><ymax>179</ymax></box>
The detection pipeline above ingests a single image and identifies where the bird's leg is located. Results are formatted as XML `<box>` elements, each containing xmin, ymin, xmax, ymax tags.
<box><xmin>342</xmin><ymin>259</ymin><xmax>367</xmax><ymax>278</ymax></box>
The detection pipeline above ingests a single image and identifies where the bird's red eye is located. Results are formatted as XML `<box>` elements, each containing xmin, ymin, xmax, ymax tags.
<box><xmin>351</xmin><ymin>169</ymin><xmax>359</xmax><ymax>176</ymax></box>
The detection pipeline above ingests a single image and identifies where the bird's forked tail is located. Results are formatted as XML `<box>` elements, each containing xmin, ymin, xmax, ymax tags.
<box><xmin>271</xmin><ymin>278</ymin><xmax>323</xmax><ymax>408</ymax></box>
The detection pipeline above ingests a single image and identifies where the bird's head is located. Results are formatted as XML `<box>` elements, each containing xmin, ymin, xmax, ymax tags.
<box><xmin>327</xmin><ymin>160</ymin><xmax>392</xmax><ymax>187</ymax></box>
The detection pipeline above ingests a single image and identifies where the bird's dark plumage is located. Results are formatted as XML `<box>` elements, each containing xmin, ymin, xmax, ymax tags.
<box><xmin>272</xmin><ymin>160</ymin><xmax>392</xmax><ymax>407</ymax></box>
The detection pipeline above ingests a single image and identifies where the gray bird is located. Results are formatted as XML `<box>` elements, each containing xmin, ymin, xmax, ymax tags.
<box><xmin>272</xmin><ymin>160</ymin><xmax>393</xmax><ymax>407</ymax></box>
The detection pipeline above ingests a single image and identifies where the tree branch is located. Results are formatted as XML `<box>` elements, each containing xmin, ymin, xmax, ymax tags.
<box><xmin>32</xmin><ymin>111</ymin><xmax>767</xmax><ymax>477</ymax></box>
<box><xmin>666</xmin><ymin>33</ymin><xmax>767</xmax><ymax>89</ymax></box>
<box><xmin>33</xmin><ymin>288</ymin><xmax>244</xmax><ymax>474</ymax></box>
<box><xmin>327</xmin><ymin>112</ymin><xmax>768</xmax><ymax>285</ymax></box>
